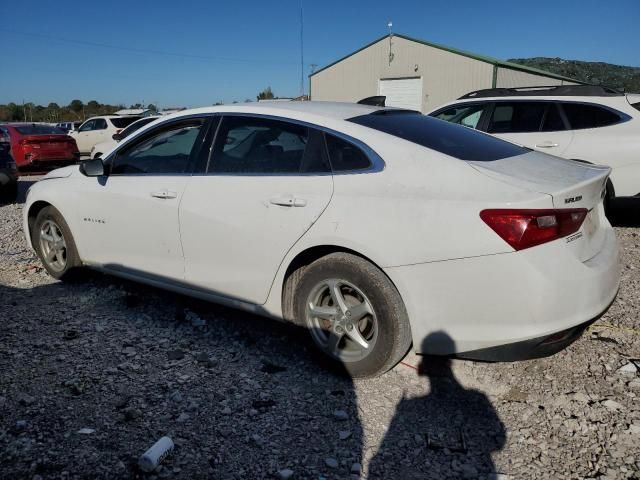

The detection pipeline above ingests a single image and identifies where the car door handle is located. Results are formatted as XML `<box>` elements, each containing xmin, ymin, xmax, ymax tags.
<box><xmin>535</xmin><ymin>141</ymin><xmax>559</xmax><ymax>148</ymax></box>
<box><xmin>270</xmin><ymin>196</ymin><xmax>307</xmax><ymax>207</ymax></box>
<box><xmin>150</xmin><ymin>190</ymin><xmax>177</xmax><ymax>199</ymax></box>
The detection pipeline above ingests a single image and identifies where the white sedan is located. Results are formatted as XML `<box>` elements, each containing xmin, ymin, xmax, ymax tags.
<box><xmin>23</xmin><ymin>102</ymin><xmax>620</xmax><ymax>377</ymax></box>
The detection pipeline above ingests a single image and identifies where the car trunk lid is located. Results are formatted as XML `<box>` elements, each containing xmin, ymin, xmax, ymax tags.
<box><xmin>469</xmin><ymin>151</ymin><xmax>611</xmax><ymax>262</ymax></box>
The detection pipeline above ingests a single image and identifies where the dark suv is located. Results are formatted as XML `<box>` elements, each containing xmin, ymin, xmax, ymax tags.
<box><xmin>0</xmin><ymin>128</ymin><xmax>18</xmax><ymax>202</ymax></box>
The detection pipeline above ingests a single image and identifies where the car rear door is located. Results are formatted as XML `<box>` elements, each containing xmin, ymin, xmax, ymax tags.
<box><xmin>75</xmin><ymin>116</ymin><xmax>211</xmax><ymax>280</ymax></box>
<box><xmin>179</xmin><ymin>114</ymin><xmax>334</xmax><ymax>305</ymax></box>
<box><xmin>485</xmin><ymin>101</ymin><xmax>574</xmax><ymax>156</ymax></box>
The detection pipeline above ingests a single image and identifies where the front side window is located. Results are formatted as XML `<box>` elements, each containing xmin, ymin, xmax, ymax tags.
<box><xmin>210</xmin><ymin>116</ymin><xmax>329</xmax><ymax>174</ymax></box>
<box><xmin>119</xmin><ymin>117</ymin><xmax>157</xmax><ymax>139</ymax></box>
<box><xmin>79</xmin><ymin>120</ymin><xmax>95</xmax><ymax>132</ymax></box>
<box><xmin>111</xmin><ymin>122</ymin><xmax>203</xmax><ymax>175</ymax></box>
<box><xmin>433</xmin><ymin>104</ymin><xmax>485</xmax><ymax>129</ymax></box>
<box><xmin>487</xmin><ymin>102</ymin><xmax>546</xmax><ymax>133</ymax></box>
<box><xmin>561</xmin><ymin>103</ymin><xmax>622</xmax><ymax>130</ymax></box>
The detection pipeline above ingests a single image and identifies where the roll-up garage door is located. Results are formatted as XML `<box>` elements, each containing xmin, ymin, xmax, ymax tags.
<box><xmin>378</xmin><ymin>77</ymin><xmax>423</xmax><ymax>112</ymax></box>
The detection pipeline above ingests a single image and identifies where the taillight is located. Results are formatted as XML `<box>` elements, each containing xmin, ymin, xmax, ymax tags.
<box><xmin>480</xmin><ymin>208</ymin><xmax>588</xmax><ymax>251</ymax></box>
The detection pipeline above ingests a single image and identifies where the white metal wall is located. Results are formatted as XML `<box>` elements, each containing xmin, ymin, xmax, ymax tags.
<box><xmin>310</xmin><ymin>36</ymin><xmax>494</xmax><ymax>112</ymax></box>
<box><xmin>496</xmin><ymin>67</ymin><xmax>563</xmax><ymax>87</ymax></box>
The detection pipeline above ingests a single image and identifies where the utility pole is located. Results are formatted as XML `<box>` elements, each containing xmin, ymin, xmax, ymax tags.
<box><xmin>299</xmin><ymin>0</ymin><xmax>305</xmax><ymax>97</ymax></box>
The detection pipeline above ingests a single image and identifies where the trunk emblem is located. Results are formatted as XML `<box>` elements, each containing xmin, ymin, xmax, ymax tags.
<box><xmin>564</xmin><ymin>195</ymin><xmax>582</xmax><ymax>204</ymax></box>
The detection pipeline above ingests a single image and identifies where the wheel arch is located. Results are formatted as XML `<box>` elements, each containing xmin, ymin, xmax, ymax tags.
<box><xmin>27</xmin><ymin>200</ymin><xmax>53</xmax><ymax>244</ymax></box>
<box><xmin>277</xmin><ymin>244</ymin><xmax>404</xmax><ymax>327</ymax></box>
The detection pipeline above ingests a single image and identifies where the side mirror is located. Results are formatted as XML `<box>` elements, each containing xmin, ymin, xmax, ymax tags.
<box><xmin>112</xmin><ymin>133</ymin><xmax>122</xmax><ymax>141</ymax></box>
<box><xmin>79</xmin><ymin>158</ymin><xmax>105</xmax><ymax>177</ymax></box>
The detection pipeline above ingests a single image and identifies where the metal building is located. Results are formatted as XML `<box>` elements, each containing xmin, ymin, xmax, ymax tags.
<box><xmin>309</xmin><ymin>34</ymin><xmax>582</xmax><ymax>113</ymax></box>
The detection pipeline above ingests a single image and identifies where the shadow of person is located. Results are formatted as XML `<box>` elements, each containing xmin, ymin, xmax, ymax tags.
<box><xmin>368</xmin><ymin>332</ymin><xmax>506</xmax><ymax>480</ymax></box>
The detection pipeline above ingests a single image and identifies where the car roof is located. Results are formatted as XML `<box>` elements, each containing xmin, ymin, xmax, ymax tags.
<box><xmin>165</xmin><ymin>101</ymin><xmax>395</xmax><ymax>122</ymax></box>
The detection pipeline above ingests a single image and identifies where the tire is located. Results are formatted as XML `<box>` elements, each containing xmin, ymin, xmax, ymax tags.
<box><xmin>0</xmin><ymin>182</ymin><xmax>18</xmax><ymax>204</ymax></box>
<box><xmin>603</xmin><ymin>178</ymin><xmax>615</xmax><ymax>218</ymax></box>
<box><xmin>293</xmin><ymin>252</ymin><xmax>412</xmax><ymax>378</ymax></box>
<box><xmin>32</xmin><ymin>205</ymin><xmax>83</xmax><ymax>280</ymax></box>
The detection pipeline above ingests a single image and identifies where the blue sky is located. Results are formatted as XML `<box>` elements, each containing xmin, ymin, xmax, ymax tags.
<box><xmin>1</xmin><ymin>0</ymin><xmax>638</xmax><ymax>108</ymax></box>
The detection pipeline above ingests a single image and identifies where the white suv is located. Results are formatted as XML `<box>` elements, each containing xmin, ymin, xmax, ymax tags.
<box><xmin>69</xmin><ymin>115</ymin><xmax>142</xmax><ymax>157</ymax></box>
<box><xmin>428</xmin><ymin>85</ymin><xmax>640</xmax><ymax>202</ymax></box>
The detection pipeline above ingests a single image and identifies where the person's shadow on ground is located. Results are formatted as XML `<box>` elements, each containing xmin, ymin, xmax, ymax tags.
<box><xmin>368</xmin><ymin>331</ymin><xmax>506</xmax><ymax>480</ymax></box>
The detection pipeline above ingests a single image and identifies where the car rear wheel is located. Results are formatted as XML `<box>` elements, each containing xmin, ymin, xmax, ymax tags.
<box><xmin>294</xmin><ymin>252</ymin><xmax>412</xmax><ymax>377</ymax></box>
<box><xmin>32</xmin><ymin>206</ymin><xmax>82</xmax><ymax>280</ymax></box>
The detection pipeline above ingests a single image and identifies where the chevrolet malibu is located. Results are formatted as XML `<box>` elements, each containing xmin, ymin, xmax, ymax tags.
<box><xmin>23</xmin><ymin>102</ymin><xmax>620</xmax><ymax>377</ymax></box>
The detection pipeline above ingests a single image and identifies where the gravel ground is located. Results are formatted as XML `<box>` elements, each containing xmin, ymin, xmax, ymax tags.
<box><xmin>1</xmin><ymin>178</ymin><xmax>639</xmax><ymax>480</ymax></box>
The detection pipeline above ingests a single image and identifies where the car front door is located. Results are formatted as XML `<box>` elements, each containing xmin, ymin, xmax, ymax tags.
<box><xmin>75</xmin><ymin>117</ymin><xmax>210</xmax><ymax>280</ymax></box>
<box><xmin>74</xmin><ymin>120</ymin><xmax>96</xmax><ymax>154</ymax></box>
<box><xmin>485</xmin><ymin>101</ymin><xmax>574</xmax><ymax>156</ymax></box>
<box><xmin>179</xmin><ymin>114</ymin><xmax>334</xmax><ymax>304</ymax></box>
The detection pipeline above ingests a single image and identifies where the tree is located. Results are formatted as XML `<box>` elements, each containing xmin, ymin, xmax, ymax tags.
<box><xmin>47</xmin><ymin>102</ymin><xmax>60</xmax><ymax>110</ymax></box>
<box><xmin>147</xmin><ymin>104</ymin><xmax>157</xmax><ymax>112</ymax></box>
<box><xmin>69</xmin><ymin>99</ymin><xmax>84</xmax><ymax>113</ymax></box>
<box><xmin>256</xmin><ymin>86</ymin><xmax>275</xmax><ymax>101</ymax></box>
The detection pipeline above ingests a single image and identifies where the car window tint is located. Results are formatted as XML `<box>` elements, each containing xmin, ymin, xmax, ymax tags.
<box><xmin>111</xmin><ymin>116</ymin><xmax>143</xmax><ymax>128</ymax></box>
<box><xmin>15</xmin><ymin>125</ymin><xmax>66</xmax><ymax>135</ymax></box>
<box><xmin>632</xmin><ymin>102</ymin><xmax>640</xmax><ymax>112</ymax></box>
<box><xmin>349</xmin><ymin>111</ymin><xmax>528</xmax><ymax>161</ymax></box>
<box><xmin>325</xmin><ymin>134</ymin><xmax>371</xmax><ymax>171</ymax></box>
<box><xmin>434</xmin><ymin>104</ymin><xmax>485</xmax><ymax>129</ymax></box>
<box><xmin>211</xmin><ymin>116</ymin><xmax>312</xmax><ymax>174</ymax></box>
<box><xmin>94</xmin><ymin>119</ymin><xmax>108</xmax><ymax>130</ymax></box>
<box><xmin>111</xmin><ymin>123</ymin><xmax>202</xmax><ymax>175</ymax></box>
<box><xmin>541</xmin><ymin>104</ymin><xmax>566</xmax><ymax>132</ymax></box>
<box><xmin>562</xmin><ymin>103</ymin><xmax>621</xmax><ymax>129</ymax></box>
<box><xmin>487</xmin><ymin>102</ymin><xmax>546</xmax><ymax>133</ymax></box>
<box><xmin>120</xmin><ymin>117</ymin><xmax>156</xmax><ymax>138</ymax></box>
<box><xmin>79</xmin><ymin>120</ymin><xmax>95</xmax><ymax>132</ymax></box>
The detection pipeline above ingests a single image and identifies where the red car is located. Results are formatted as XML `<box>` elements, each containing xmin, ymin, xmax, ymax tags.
<box><xmin>0</xmin><ymin>123</ymin><xmax>79</xmax><ymax>171</ymax></box>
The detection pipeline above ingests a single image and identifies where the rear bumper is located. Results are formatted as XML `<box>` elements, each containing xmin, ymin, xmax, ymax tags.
<box><xmin>385</xmin><ymin>225</ymin><xmax>620</xmax><ymax>357</ymax></box>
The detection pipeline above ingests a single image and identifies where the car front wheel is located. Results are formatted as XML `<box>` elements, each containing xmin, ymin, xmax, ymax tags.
<box><xmin>32</xmin><ymin>206</ymin><xmax>82</xmax><ymax>280</ymax></box>
<box><xmin>294</xmin><ymin>252</ymin><xmax>412</xmax><ymax>377</ymax></box>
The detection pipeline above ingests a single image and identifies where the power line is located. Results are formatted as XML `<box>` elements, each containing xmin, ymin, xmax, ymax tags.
<box><xmin>0</xmin><ymin>28</ymin><xmax>301</xmax><ymax>66</ymax></box>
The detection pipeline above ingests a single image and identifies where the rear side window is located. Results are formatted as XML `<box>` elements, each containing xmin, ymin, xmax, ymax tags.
<box><xmin>541</xmin><ymin>104</ymin><xmax>566</xmax><ymax>132</ymax></box>
<box><xmin>487</xmin><ymin>102</ymin><xmax>546</xmax><ymax>133</ymax></box>
<box><xmin>112</xmin><ymin>122</ymin><xmax>203</xmax><ymax>175</ymax></box>
<box><xmin>561</xmin><ymin>103</ymin><xmax>622</xmax><ymax>129</ymax></box>
<box><xmin>210</xmin><ymin>116</ymin><xmax>329</xmax><ymax>174</ymax></box>
<box><xmin>325</xmin><ymin>134</ymin><xmax>371</xmax><ymax>171</ymax></box>
<box><xmin>111</xmin><ymin>116</ymin><xmax>143</xmax><ymax>128</ymax></box>
<box><xmin>94</xmin><ymin>119</ymin><xmax>108</xmax><ymax>130</ymax></box>
<box><xmin>119</xmin><ymin>117</ymin><xmax>157</xmax><ymax>138</ymax></box>
<box><xmin>349</xmin><ymin>111</ymin><xmax>528</xmax><ymax>162</ymax></box>
<box><xmin>632</xmin><ymin>102</ymin><xmax>640</xmax><ymax>112</ymax></box>
<box><xmin>433</xmin><ymin>104</ymin><xmax>485</xmax><ymax>129</ymax></box>
<box><xmin>14</xmin><ymin>125</ymin><xmax>65</xmax><ymax>135</ymax></box>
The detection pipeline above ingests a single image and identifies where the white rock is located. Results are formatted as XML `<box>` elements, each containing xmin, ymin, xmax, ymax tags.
<box><xmin>602</xmin><ymin>399</ymin><xmax>624</xmax><ymax>411</ymax></box>
<box><xmin>77</xmin><ymin>428</ymin><xmax>95</xmax><ymax>434</ymax></box>
<box><xmin>618</xmin><ymin>363</ymin><xmax>638</xmax><ymax>375</ymax></box>
<box><xmin>277</xmin><ymin>468</ymin><xmax>294</xmax><ymax>479</ymax></box>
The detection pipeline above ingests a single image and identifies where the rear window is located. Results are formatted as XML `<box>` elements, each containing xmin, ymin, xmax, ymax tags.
<box><xmin>348</xmin><ymin>111</ymin><xmax>528</xmax><ymax>161</ymax></box>
<box><xmin>111</xmin><ymin>116</ymin><xmax>142</xmax><ymax>128</ymax></box>
<box><xmin>561</xmin><ymin>103</ymin><xmax>622</xmax><ymax>129</ymax></box>
<box><xmin>15</xmin><ymin>125</ymin><xmax>66</xmax><ymax>135</ymax></box>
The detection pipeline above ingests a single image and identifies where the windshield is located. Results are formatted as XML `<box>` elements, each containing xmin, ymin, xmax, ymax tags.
<box><xmin>15</xmin><ymin>125</ymin><xmax>66</xmax><ymax>135</ymax></box>
<box><xmin>111</xmin><ymin>116</ymin><xmax>143</xmax><ymax>128</ymax></box>
<box><xmin>348</xmin><ymin>111</ymin><xmax>529</xmax><ymax>161</ymax></box>
<box><xmin>120</xmin><ymin>117</ymin><xmax>157</xmax><ymax>138</ymax></box>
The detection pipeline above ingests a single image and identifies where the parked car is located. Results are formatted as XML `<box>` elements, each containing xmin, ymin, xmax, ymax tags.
<box><xmin>56</xmin><ymin>121</ymin><xmax>82</xmax><ymax>133</ymax></box>
<box><xmin>0</xmin><ymin>123</ymin><xmax>79</xmax><ymax>172</ymax></box>
<box><xmin>90</xmin><ymin>116</ymin><xmax>159</xmax><ymax>159</ymax></box>
<box><xmin>428</xmin><ymin>85</ymin><xmax>640</xmax><ymax>206</ymax></box>
<box><xmin>69</xmin><ymin>115</ymin><xmax>142</xmax><ymax>157</ymax></box>
<box><xmin>0</xmin><ymin>128</ymin><xmax>18</xmax><ymax>201</ymax></box>
<box><xmin>23</xmin><ymin>102</ymin><xmax>620</xmax><ymax>377</ymax></box>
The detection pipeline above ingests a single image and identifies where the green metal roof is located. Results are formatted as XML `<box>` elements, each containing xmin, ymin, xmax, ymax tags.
<box><xmin>309</xmin><ymin>33</ymin><xmax>584</xmax><ymax>84</ymax></box>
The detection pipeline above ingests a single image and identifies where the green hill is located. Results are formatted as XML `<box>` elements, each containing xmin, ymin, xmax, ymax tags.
<box><xmin>507</xmin><ymin>57</ymin><xmax>640</xmax><ymax>93</ymax></box>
